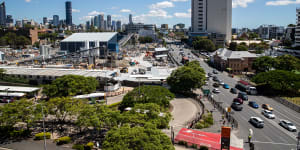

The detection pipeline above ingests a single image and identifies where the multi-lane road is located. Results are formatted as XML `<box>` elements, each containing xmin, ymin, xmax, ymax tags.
<box><xmin>168</xmin><ymin>44</ymin><xmax>300</xmax><ymax>150</ymax></box>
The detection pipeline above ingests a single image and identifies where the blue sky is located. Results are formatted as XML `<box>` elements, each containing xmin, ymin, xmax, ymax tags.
<box><xmin>2</xmin><ymin>0</ymin><xmax>299</xmax><ymax>29</ymax></box>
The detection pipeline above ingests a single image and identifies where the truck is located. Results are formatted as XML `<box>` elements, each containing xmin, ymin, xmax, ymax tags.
<box><xmin>235</xmin><ymin>80</ymin><xmax>257</xmax><ymax>95</ymax></box>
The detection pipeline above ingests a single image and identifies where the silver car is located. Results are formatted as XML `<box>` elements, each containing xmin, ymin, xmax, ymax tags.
<box><xmin>262</xmin><ymin>110</ymin><xmax>275</xmax><ymax>119</ymax></box>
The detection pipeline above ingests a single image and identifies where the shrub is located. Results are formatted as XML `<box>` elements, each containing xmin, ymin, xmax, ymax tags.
<box><xmin>72</xmin><ymin>144</ymin><xmax>84</xmax><ymax>150</ymax></box>
<box><xmin>55</xmin><ymin>136</ymin><xmax>71</xmax><ymax>145</ymax></box>
<box><xmin>192</xmin><ymin>144</ymin><xmax>198</xmax><ymax>148</ymax></box>
<box><xmin>84</xmin><ymin>142</ymin><xmax>94</xmax><ymax>150</ymax></box>
<box><xmin>178</xmin><ymin>140</ymin><xmax>185</xmax><ymax>145</ymax></box>
<box><xmin>199</xmin><ymin>145</ymin><xmax>209</xmax><ymax>150</ymax></box>
<box><xmin>34</xmin><ymin>132</ymin><xmax>51</xmax><ymax>140</ymax></box>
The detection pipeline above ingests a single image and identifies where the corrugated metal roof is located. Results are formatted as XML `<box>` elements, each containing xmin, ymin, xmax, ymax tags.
<box><xmin>61</xmin><ymin>32</ymin><xmax>118</xmax><ymax>42</ymax></box>
<box><xmin>0</xmin><ymin>86</ymin><xmax>40</xmax><ymax>93</ymax></box>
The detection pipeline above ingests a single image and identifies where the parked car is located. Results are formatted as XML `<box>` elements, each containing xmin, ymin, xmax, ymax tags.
<box><xmin>279</xmin><ymin>120</ymin><xmax>297</xmax><ymax>132</ymax></box>
<box><xmin>248</xmin><ymin>101</ymin><xmax>259</xmax><ymax>109</ymax></box>
<box><xmin>262</xmin><ymin>104</ymin><xmax>273</xmax><ymax>111</ymax></box>
<box><xmin>213</xmin><ymin>69</ymin><xmax>218</xmax><ymax>74</ymax></box>
<box><xmin>231</xmin><ymin>102</ymin><xmax>243</xmax><ymax>111</ymax></box>
<box><xmin>223</xmin><ymin>84</ymin><xmax>230</xmax><ymax>89</ymax></box>
<box><xmin>249</xmin><ymin>117</ymin><xmax>264</xmax><ymax>128</ymax></box>
<box><xmin>262</xmin><ymin>110</ymin><xmax>275</xmax><ymax>119</ymax></box>
<box><xmin>208</xmin><ymin>73</ymin><xmax>213</xmax><ymax>77</ymax></box>
<box><xmin>213</xmin><ymin>76</ymin><xmax>219</xmax><ymax>81</ymax></box>
<box><xmin>213</xmin><ymin>83</ymin><xmax>220</xmax><ymax>88</ymax></box>
<box><xmin>218</xmin><ymin>80</ymin><xmax>225</xmax><ymax>85</ymax></box>
<box><xmin>213</xmin><ymin>88</ymin><xmax>221</xmax><ymax>93</ymax></box>
<box><xmin>233</xmin><ymin>98</ymin><xmax>243</xmax><ymax>104</ymax></box>
<box><xmin>238</xmin><ymin>92</ymin><xmax>248</xmax><ymax>101</ymax></box>
<box><xmin>230</xmin><ymin>88</ymin><xmax>238</xmax><ymax>94</ymax></box>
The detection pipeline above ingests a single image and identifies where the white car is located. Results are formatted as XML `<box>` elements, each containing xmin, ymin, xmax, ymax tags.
<box><xmin>218</xmin><ymin>80</ymin><xmax>225</xmax><ymax>85</ymax></box>
<box><xmin>213</xmin><ymin>88</ymin><xmax>221</xmax><ymax>93</ymax></box>
<box><xmin>279</xmin><ymin>120</ymin><xmax>297</xmax><ymax>132</ymax></box>
<box><xmin>262</xmin><ymin>110</ymin><xmax>275</xmax><ymax>119</ymax></box>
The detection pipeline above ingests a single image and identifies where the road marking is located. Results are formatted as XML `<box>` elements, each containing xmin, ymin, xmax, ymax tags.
<box><xmin>251</xmin><ymin>141</ymin><xmax>297</xmax><ymax>146</ymax></box>
<box><xmin>0</xmin><ymin>147</ymin><xmax>13</xmax><ymax>150</ymax></box>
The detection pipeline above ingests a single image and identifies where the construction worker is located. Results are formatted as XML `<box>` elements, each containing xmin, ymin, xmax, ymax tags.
<box><xmin>248</xmin><ymin>135</ymin><xmax>252</xmax><ymax>143</ymax></box>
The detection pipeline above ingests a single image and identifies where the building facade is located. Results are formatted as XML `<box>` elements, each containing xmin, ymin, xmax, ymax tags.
<box><xmin>116</xmin><ymin>20</ymin><xmax>122</xmax><ymax>31</ymax></box>
<box><xmin>211</xmin><ymin>48</ymin><xmax>257</xmax><ymax>74</ymax></box>
<box><xmin>191</xmin><ymin>0</ymin><xmax>232</xmax><ymax>42</ymax></box>
<box><xmin>295</xmin><ymin>8</ymin><xmax>300</xmax><ymax>46</ymax></box>
<box><xmin>129</xmin><ymin>14</ymin><xmax>133</xmax><ymax>24</ymax></box>
<box><xmin>125</xmin><ymin>23</ymin><xmax>155</xmax><ymax>33</ymax></box>
<box><xmin>107</xmin><ymin>15</ymin><xmax>111</xmax><ymax>30</ymax></box>
<box><xmin>65</xmin><ymin>1</ymin><xmax>72</xmax><ymax>26</ymax></box>
<box><xmin>0</xmin><ymin>2</ymin><xmax>6</xmax><ymax>26</ymax></box>
<box><xmin>161</xmin><ymin>24</ymin><xmax>168</xmax><ymax>29</ymax></box>
<box><xmin>257</xmin><ymin>25</ymin><xmax>284</xmax><ymax>40</ymax></box>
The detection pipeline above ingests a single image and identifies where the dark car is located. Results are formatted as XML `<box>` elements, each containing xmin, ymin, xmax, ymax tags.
<box><xmin>233</xmin><ymin>98</ymin><xmax>243</xmax><ymax>104</ymax></box>
<box><xmin>208</xmin><ymin>73</ymin><xmax>213</xmax><ymax>77</ymax></box>
<box><xmin>238</xmin><ymin>92</ymin><xmax>248</xmax><ymax>101</ymax></box>
<box><xmin>231</xmin><ymin>102</ymin><xmax>243</xmax><ymax>111</ymax></box>
<box><xmin>248</xmin><ymin>101</ymin><xmax>259</xmax><ymax>109</ymax></box>
<box><xmin>230</xmin><ymin>88</ymin><xmax>238</xmax><ymax>94</ymax></box>
<box><xmin>213</xmin><ymin>83</ymin><xmax>220</xmax><ymax>88</ymax></box>
<box><xmin>213</xmin><ymin>76</ymin><xmax>218</xmax><ymax>81</ymax></box>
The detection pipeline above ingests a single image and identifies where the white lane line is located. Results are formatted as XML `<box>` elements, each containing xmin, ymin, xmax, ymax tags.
<box><xmin>251</xmin><ymin>141</ymin><xmax>297</xmax><ymax>146</ymax></box>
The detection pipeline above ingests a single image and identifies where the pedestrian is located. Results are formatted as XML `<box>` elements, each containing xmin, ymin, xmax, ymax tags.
<box><xmin>231</xmin><ymin>123</ymin><xmax>234</xmax><ymax>129</ymax></box>
<box><xmin>223</xmin><ymin>120</ymin><xmax>226</xmax><ymax>126</ymax></box>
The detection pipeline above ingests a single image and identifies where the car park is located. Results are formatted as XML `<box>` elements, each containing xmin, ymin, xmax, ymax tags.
<box><xmin>262</xmin><ymin>104</ymin><xmax>273</xmax><ymax>111</ymax></box>
<box><xmin>230</xmin><ymin>88</ymin><xmax>238</xmax><ymax>94</ymax></box>
<box><xmin>238</xmin><ymin>92</ymin><xmax>248</xmax><ymax>101</ymax></box>
<box><xmin>262</xmin><ymin>110</ymin><xmax>275</xmax><ymax>119</ymax></box>
<box><xmin>223</xmin><ymin>84</ymin><xmax>230</xmax><ymax>89</ymax></box>
<box><xmin>233</xmin><ymin>98</ymin><xmax>243</xmax><ymax>104</ymax></box>
<box><xmin>249</xmin><ymin>117</ymin><xmax>264</xmax><ymax>128</ymax></box>
<box><xmin>213</xmin><ymin>88</ymin><xmax>221</xmax><ymax>93</ymax></box>
<box><xmin>248</xmin><ymin>101</ymin><xmax>259</xmax><ymax>109</ymax></box>
<box><xmin>279</xmin><ymin>120</ymin><xmax>297</xmax><ymax>132</ymax></box>
<box><xmin>231</xmin><ymin>102</ymin><xmax>243</xmax><ymax>111</ymax></box>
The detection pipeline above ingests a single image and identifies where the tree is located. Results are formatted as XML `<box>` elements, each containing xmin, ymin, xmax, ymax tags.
<box><xmin>102</xmin><ymin>125</ymin><xmax>175</xmax><ymax>150</ymax></box>
<box><xmin>229</xmin><ymin>42</ymin><xmax>237</xmax><ymax>51</ymax></box>
<box><xmin>275</xmin><ymin>55</ymin><xmax>300</xmax><ymax>71</ymax></box>
<box><xmin>252</xmin><ymin>70</ymin><xmax>300</xmax><ymax>95</ymax></box>
<box><xmin>43</xmin><ymin>75</ymin><xmax>99</xmax><ymax>98</ymax></box>
<box><xmin>0</xmin><ymin>68</ymin><xmax>5</xmax><ymax>80</ymax></box>
<box><xmin>119</xmin><ymin>85</ymin><xmax>174</xmax><ymax>110</ymax></box>
<box><xmin>252</xmin><ymin>56</ymin><xmax>276</xmax><ymax>73</ymax></box>
<box><xmin>138</xmin><ymin>37</ymin><xmax>153</xmax><ymax>43</ymax></box>
<box><xmin>236</xmin><ymin>44</ymin><xmax>248</xmax><ymax>51</ymax></box>
<box><xmin>249</xmin><ymin>32</ymin><xmax>259</xmax><ymax>40</ymax></box>
<box><xmin>193</xmin><ymin>39</ymin><xmax>216</xmax><ymax>52</ymax></box>
<box><xmin>167</xmin><ymin>62</ymin><xmax>206</xmax><ymax>93</ymax></box>
<box><xmin>282</xmin><ymin>39</ymin><xmax>293</xmax><ymax>47</ymax></box>
<box><xmin>119</xmin><ymin>103</ymin><xmax>171</xmax><ymax>129</ymax></box>
<box><xmin>16</xmin><ymin>36</ymin><xmax>31</xmax><ymax>48</ymax></box>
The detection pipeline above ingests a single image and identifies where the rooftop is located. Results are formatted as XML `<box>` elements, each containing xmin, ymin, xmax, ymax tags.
<box><xmin>155</xmin><ymin>48</ymin><xmax>169</xmax><ymax>52</ymax></box>
<box><xmin>61</xmin><ymin>32</ymin><xmax>118</xmax><ymax>42</ymax></box>
<box><xmin>215</xmin><ymin>48</ymin><xmax>257</xmax><ymax>60</ymax></box>
<box><xmin>0</xmin><ymin>86</ymin><xmax>40</xmax><ymax>93</ymax></box>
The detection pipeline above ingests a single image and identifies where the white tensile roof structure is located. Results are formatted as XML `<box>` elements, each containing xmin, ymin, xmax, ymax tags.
<box><xmin>61</xmin><ymin>32</ymin><xmax>118</xmax><ymax>42</ymax></box>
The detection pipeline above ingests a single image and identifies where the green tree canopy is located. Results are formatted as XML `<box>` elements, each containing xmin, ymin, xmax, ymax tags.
<box><xmin>167</xmin><ymin>61</ymin><xmax>206</xmax><ymax>93</ymax></box>
<box><xmin>102</xmin><ymin>125</ymin><xmax>175</xmax><ymax>150</ymax></box>
<box><xmin>275</xmin><ymin>55</ymin><xmax>300</xmax><ymax>71</ymax></box>
<box><xmin>252</xmin><ymin>56</ymin><xmax>276</xmax><ymax>73</ymax></box>
<box><xmin>236</xmin><ymin>44</ymin><xmax>248</xmax><ymax>51</ymax></box>
<box><xmin>43</xmin><ymin>75</ymin><xmax>99</xmax><ymax>98</ymax></box>
<box><xmin>252</xmin><ymin>70</ymin><xmax>300</xmax><ymax>94</ymax></box>
<box><xmin>229</xmin><ymin>42</ymin><xmax>238</xmax><ymax>51</ymax></box>
<box><xmin>193</xmin><ymin>38</ymin><xmax>216</xmax><ymax>52</ymax></box>
<box><xmin>119</xmin><ymin>85</ymin><xmax>174</xmax><ymax>110</ymax></box>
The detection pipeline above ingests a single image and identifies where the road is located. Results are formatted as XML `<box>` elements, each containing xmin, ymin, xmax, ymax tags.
<box><xmin>168</xmin><ymin>44</ymin><xmax>300</xmax><ymax>150</ymax></box>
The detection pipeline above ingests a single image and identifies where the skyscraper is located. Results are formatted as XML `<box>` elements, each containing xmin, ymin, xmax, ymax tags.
<box><xmin>53</xmin><ymin>15</ymin><xmax>59</xmax><ymax>26</ymax></box>
<box><xmin>43</xmin><ymin>17</ymin><xmax>48</xmax><ymax>25</ymax></box>
<box><xmin>107</xmin><ymin>15</ymin><xmax>111</xmax><ymax>30</ymax></box>
<box><xmin>129</xmin><ymin>14</ymin><xmax>133</xmax><ymax>24</ymax></box>
<box><xmin>0</xmin><ymin>2</ymin><xmax>6</xmax><ymax>26</ymax></box>
<box><xmin>112</xmin><ymin>20</ymin><xmax>116</xmax><ymax>31</ymax></box>
<box><xmin>94</xmin><ymin>16</ymin><xmax>99</xmax><ymax>28</ymax></box>
<box><xmin>99</xmin><ymin>14</ymin><xmax>104</xmax><ymax>30</ymax></box>
<box><xmin>116</xmin><ymin>20</ymin><xmax>122</xmax><ymax>31</ymax></box>
<box><xmin>191</xmin><ymin>0</ymin><xmax>232</xmax><ymax>42</ymax></box>
<box><xmin>295</xmin><ymin>8</ymin><xmax>300</xmax><ymax>46</ymax></box>
<box><xmin>65</xmin><ymin>1</ymin><xmax>72</xmax><ymax>26</ymax></box>
<box><xmin>6</xmin><ymin>15</ymin><xmax>13</xmax><ymax>24</ymax></box>
<box><xmin>86</xmin><ymin>21</ymin><xmax>90</xmax><ymax>30</ymax></box>
<box><xmin>104</xmin><ymin>20</ymin><xmax>107</xmax><ymax>31</ymax></box>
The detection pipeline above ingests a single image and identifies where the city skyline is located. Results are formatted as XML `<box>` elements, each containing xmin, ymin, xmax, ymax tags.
<box><xmin>1</xmin><ymin>0</ymin><xmax>299</xmax><ymax>28</ymax></box>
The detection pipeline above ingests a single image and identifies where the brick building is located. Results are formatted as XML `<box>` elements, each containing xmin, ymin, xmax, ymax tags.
<box><xmin>211</xmin><ymin>48</ymin><xmax>257</xmax><ymax>74</ymax></box>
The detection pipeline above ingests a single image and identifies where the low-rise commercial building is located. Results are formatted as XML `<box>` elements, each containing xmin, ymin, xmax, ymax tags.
<box><xmin>125</xmin><ymin>23</ymin><xmax>155</xmax><ymax>33</ymax></box>
<box><xmin>211</xmin><ymin>48</ymin><xmax>257</xmax><ymax>74</ymax></box>
<box><xmin>60</xmin><ymin>32</ymin><xmax>119</xmax><ymax>54</ymax></box>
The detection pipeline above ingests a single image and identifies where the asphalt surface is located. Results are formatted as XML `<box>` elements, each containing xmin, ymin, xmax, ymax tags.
<box><xmin>168</xmin><ymin>43</ymin><xmax>300</xmax><ymax>150</ymax></box>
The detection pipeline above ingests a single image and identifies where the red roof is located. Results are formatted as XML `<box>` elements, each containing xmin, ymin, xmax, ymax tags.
<box><xmin>239</xmin><ymin>80</ymin><xmax>249</xmax><ymax>86</ymax></box>
<box><xmin>175</xmin><ymin>128</ymin><xmax>243</xmax><ymax>150</ymax></box>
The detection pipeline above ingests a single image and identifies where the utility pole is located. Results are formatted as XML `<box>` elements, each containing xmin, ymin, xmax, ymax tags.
<box><xmin>297</xmin><ymin>132</ymin><xmax>300</xmax><ymax>150</ymax></box>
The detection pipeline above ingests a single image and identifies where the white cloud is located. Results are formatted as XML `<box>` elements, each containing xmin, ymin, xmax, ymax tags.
<box><xmin>171</xmin><ymin>0</ymin><xmax>188</xmax><ymax>1</ymax></box>
<box><xmin>174</xmin><ymin>9</ymin><xmax>191</xmax><ymax>18</ymax></box>
<box><xmin>148</xmin><ymin>9</ymin><xmax>173</xmax><ymax>18</ymax></box>
<box><xmin>88</xmin><ymin>11</ymin><xmax>104</xmax><ymax>16</ymax></box>
<box><xmin>266</xmin><ymin>0</ymin><xmax>300</xmax><ymax>6</ymax></box>
<box><xmin>72</xmin><ymin>9</ymin><xmax>80</xmax><ymax>13</ymax></box>
<box><xmin>79</xmin><ymin>16</ymin><xmax>93</xmax><ymax>21</ymax></box>
<box><xmin>150</xmin><ymin>1</ymin><xmax>174</xmax><ymax>9</ymax></box>
<box><xmin>232</xmin><ymin>0</ymin><xmax>255</xmax><ymax>8</ymax></box>
<box><xmin>111</xmin><ymin>7</ymin><xmax>119</xmax><ymax>10</ymax></box>
<box><xmin>25</xmin><ymin>0</ymin><xmax>31</xmax><ymax>2</ymax></box>
<box><xmin>120</xmin><ymin>9</ymin><xmax>132</xmax><ymax>13</ymax></box>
